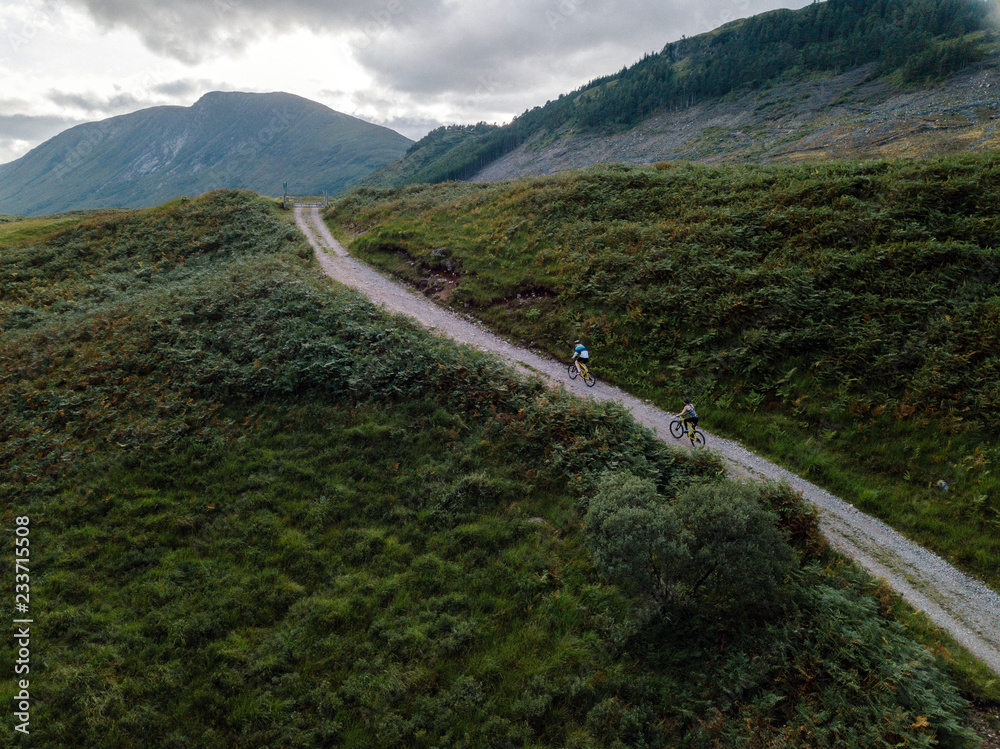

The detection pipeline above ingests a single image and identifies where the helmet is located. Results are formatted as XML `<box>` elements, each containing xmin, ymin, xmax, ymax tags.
<box><xmin>574</xmin><ymin>339</ymin><xmax>581</xmax><ymax>344</ymax></box>
<box><xmin>683</xmin><ymin>397</ymin><xmax>692</xmax><ymax>404</ymax></box>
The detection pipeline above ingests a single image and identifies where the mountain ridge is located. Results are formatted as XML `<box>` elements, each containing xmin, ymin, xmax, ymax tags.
<box><xmin>359</xmin><ymin>0</ymin><xmax>998</xmax><ymax>189</ymax></box>
<box><xmin>471</xmin><ymin>54</ymin><xmax>1000</xmax><ymax>181</ymax></box>
<box><xmin>0</xmin><ymin>91</ymin><xmax>412</xmax><ymax>216</ymax></box>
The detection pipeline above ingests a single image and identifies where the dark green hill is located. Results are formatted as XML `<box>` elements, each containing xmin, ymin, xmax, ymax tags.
<box><xmin>361</xmin><ymin>0</ymin><xmax>998</xmax><ymax>188</ymax></box>
<box><xmin>326</xmin><ymin>153</ymin><xmax>1000</xmax><ymax>598</ymax></box>
<box><xmin>0</xmin><ymin>191</ymin><xmax>985</xmax><ymax>746</ymax></box>
<box><xmin>0</xmin><ymin>91</ymin><xmax>412</xmax><ymax>216</ymax></box>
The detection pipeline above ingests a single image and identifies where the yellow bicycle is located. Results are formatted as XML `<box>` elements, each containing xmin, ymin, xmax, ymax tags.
<box><xmin>567</xmin><ymin>361</ymin><xmax>596</xmax><ymax>387</ymax></box>
<box><xmin>669</xmin><ymin>415</ymin><xmax>705</xmax><ymax>446</ymax></box>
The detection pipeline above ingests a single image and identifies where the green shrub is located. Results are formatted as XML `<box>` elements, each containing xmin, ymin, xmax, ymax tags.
<box><xmin>757</xmin><ymin>481</ymin><xmax>828</xmax><ymax>562</ymax></box>
<box><xmin>585</xmin><ymin>473</ymin><xmax>797</xmax><ymax>618</ymax></box>
<box><xmin>423</xmin><ymin>472</ymin><xmax>515</xmax><ymax>528</ymax></box>
<box><xmin>671</xmin><ymin>479</ymin><xmax>798</xmax><ymax>614</ymax></box>
<box><xmin>712</xmin><ymin>563</ymin><xmax>977</xmax><ymax>749</ymax></box>
<box><xmin>582</xmin><ymin>471</ymin><xmax>683</xmax><ymax>604</ymax></box>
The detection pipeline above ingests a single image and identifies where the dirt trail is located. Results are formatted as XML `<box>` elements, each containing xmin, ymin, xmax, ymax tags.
<box><xmin>296</xmin><ymin>205</ymin><xmax>1000</xmax><ymax>677</ymax></box>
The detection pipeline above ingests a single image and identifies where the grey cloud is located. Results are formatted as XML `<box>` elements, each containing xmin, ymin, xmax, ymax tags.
<box><xmin>0</xmin><ymin>99</ymin><xmax>33</xmax><ymax>118</ymax></box>
<box><xmin>374</xmin><ymin>115</ymin><xmax>442</xmax><ymax>142</ymax></box>
<box><xmin>354</xmin><ymin>1</ymin><xmax>589</xmax><ymax>95</ymax></box>
<box><xmin>62</xmin><ymin>0</ymin><xmax>804</xmax><ymax>77</ymax></box>
<box><xmin>56</xmin><ymin>0</ymin><xmax>814</xmax><ymax>132</ymax></box>
<box><xmin>152</xmin><ymin>78</ymin><xmax>224</xmax><ymax>97</ymax></box>
<box><xmin>0</xmin><ymin>113</ymin><xmax>82</xmax><ymax>141</ymax></box>
<box><xmin>47</xmin><ymin>90</ymin><xmax>147</xmax><ymax>114</ymax></box>
<box><xmin>0</xmin><ymin>114</ymin><xmax>84</xmax><ymax>165</ymax></box>
<box><xmin>45</xmin><ymin>77</ymin><xmax>233</xmax><ymax>116</ymax></box>
<box><xmin>351</xmin><ymin>0</ymin><xmax>710</xmax><ymax>100</ymax></box>
<box><xmin>350</xmin><ymin>0</ymin><xmax>812</xmax><ymax>121</ymax></box>
<box><xmin>62</xmin><ymin>0</ymin><xmax>448</xmax><ymax>63</ymax></box>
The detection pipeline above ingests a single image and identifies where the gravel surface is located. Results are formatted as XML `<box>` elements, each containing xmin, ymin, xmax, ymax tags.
<box><xmin>296</xmin><ymin>205</ymin><xmax>1000</xmax><ymax>679</ymax></box>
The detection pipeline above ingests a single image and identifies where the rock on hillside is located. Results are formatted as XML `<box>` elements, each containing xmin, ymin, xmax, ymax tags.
<box><xmin>0</xmin><ymin>91</ymin><xmax>413</xmax><ymax>216</ymax></box>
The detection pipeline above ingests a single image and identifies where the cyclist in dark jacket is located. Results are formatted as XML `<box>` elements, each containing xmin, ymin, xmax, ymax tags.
<box><xmin>678</xmin><ymin>397</ymin><xmax>698</xmax><ymax>427</ymax></box>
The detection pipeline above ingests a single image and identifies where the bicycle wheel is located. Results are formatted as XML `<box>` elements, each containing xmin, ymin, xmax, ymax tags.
<box><xmin>691</xmin><ymin>430</ymin><xmax>706</xmax><ymax>446</ymax></box>
<box><xmin>669</xmin><ymin>420</ymin><xmax>684</xmax><ymax>439</ymax></box>
<box><xmin>568</xmin><ymin>364</ymin><xmax>579</xmax><ymax>380</ymax></box>
<box><xmin>583</xmin><ymin>370</ymin><xmax>596</xmax><ymax>387</ymax></box>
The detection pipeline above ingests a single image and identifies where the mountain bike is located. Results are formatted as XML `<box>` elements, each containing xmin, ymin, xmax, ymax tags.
<box><xmin>567</xmin><ymin>361</ymin><xmax>596</xmax><ymax>387</ymax></box>
<box><xmin>669</xmin><ymin>416</ymin><xmax>705</xmax><ymax>446</ymax></box>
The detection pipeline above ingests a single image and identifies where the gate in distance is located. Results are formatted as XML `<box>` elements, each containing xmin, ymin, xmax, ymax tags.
<box><xmin>281</xmin><ymin>182</ymin><xmax>329</xmax><ymax>209</ymax></box>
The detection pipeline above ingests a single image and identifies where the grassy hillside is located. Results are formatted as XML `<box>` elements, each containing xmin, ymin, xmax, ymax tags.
<box><xmin>1</xmin><ymin>191</ymin><xmax>991</xmax><ymax>746</ymax></box>
<box><xmin>325</xmin><ymin>153</ymin><xmax>1000</xmax><ymax>599</ymax></box>
<box><xmin>360</xmin><ymin>0</ymin><xmax>997</xmax><ymax>189</ymax></box>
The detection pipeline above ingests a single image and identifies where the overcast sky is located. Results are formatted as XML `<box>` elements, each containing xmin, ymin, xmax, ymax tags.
<box><xmin>0</xmin><ymin>0</ymin><xmax>814</xmax><ymax>165</ymax></box>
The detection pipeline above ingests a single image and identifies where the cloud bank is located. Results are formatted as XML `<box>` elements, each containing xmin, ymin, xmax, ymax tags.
<box><xmin>2</xmin><ymin>0</ymin><xmax>812</xmax><ymax>163</ymax></box>
<box><xmin>63</xmin><ymin>0</ymin><xmax>805</xmax><ymax>103</ymax></box>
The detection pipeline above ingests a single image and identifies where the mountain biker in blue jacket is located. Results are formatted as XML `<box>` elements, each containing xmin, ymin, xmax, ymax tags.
<box><xmin>572</xmin><ymin>340</ymin><xmax>590</xmax><ymax>375</ymax></box>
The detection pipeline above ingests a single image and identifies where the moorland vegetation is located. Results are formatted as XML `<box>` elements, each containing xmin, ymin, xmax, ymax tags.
<box><xmin>325</xmin><ymin>152</ymin><xmax>1000</xmax><ymax>603</ymax></box>
<box><xmin>1</xmin><ymin>191</ymin><xmax>988</xmax><ymax>746</ymax></box>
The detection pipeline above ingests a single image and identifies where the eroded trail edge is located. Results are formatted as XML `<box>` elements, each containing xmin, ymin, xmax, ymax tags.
<box><xmin>296</xmin><ymin>205</ymin><xmax>1000</xmax><ymax>676</ymax></box>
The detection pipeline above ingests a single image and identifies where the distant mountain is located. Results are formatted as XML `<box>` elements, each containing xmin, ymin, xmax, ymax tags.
<box><xmin>0</xmin><ymin>91</ymin><xmax>412</xmax><ymax>216</ymax></box>
<box><xmin>360</xmin><ymin>0</ymin><xmax>998</xmax><ymax>188</ymax></box>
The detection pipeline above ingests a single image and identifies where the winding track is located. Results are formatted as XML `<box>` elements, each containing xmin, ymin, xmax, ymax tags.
<box><xmin>296</xmin><ymin>204</ymin><xmax>1000</xmax><ymax>677</ymax></box>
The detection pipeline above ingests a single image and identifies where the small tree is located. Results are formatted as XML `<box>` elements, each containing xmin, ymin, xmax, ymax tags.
<box><xmin>583</xmin><ymin>472</ymin><xmax>687</xmax><ymax>604</ymax></box>
<box><xmin>671</xmin><ymin>480</ymin><xmax>797</xmax><ymax>615</ymax></box>
<box><xmin>584</xmin><ymin>473</ymin><xmax>797</xmax><ymax>618</ymax></box>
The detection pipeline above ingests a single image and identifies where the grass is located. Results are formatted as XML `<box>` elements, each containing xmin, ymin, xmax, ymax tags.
<box><xmin>0</xmin><ymin>211</ymin><xmax>100</xmax><ymax>243</ymax></box>
<box><xmin>0</xmin><ymin>189</ymin><xmax>990</xmax><ymax>746</ymax></box>
<box><xmin>324</xmin><ymin>155</ymin><xmax>1000</xmax><ymax>595</ymax></box>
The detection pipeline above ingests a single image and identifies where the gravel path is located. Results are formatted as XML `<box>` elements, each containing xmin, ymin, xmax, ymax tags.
<box><xmin>296</xmin><ymin>205</ymin><xmax>1000</xmax><ymax>677</ymax></box>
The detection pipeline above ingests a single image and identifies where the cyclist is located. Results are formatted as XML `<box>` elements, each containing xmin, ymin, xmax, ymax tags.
<box><xmin>572</xmin><ymin>339</ymin><xmax>590</xmax><ymax>376</ymax></box>
<box><xmin>678</xmin><ymin>397</ymin><xmax>698</xmax><ymax>428</ymax></box>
